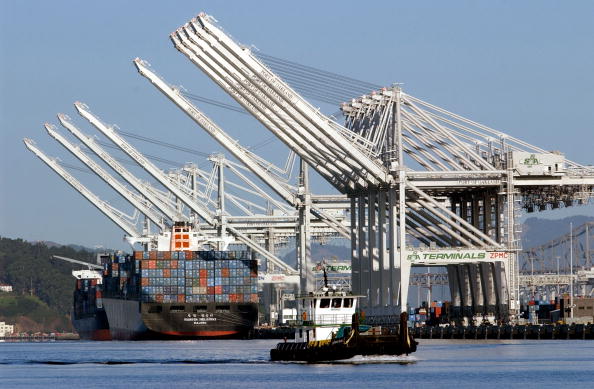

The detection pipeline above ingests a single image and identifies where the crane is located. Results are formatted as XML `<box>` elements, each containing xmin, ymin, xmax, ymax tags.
<box><xmin>181</xmin><ymin>15</ymin><xmax>390</xmax><ymax>185</ymax></box>
<box><xmin>45</xmin><ymin>123</ymin><xmax>167</xmax><ymax>231</ymax></box>
<box><xmin>73</xmin><ymin>103</ymin><xmax>297</xmax><ymax>275</ymax></box>
<box><xmin>52</xmin><ymin>255</ymin><xmax>102</xmax><ymax>270</ymax></box>
<box><xmin>57</xmin><ymin>113</ymin><xmax>186</xmax><ymax>223</ymax></box>
<box><xmin>23</xmin><ymin>138</ymin><xmax>143</xmax><ymax>245</ymax></box>
<box><xmin>134</xmin><ymin>58</ymin><xmax>350</xmax><ymax>239</ymax></box>
<box><xmin>169</xmin><ymin>31</ymin><xmax>354</xmax><ymax>192</ymax></box>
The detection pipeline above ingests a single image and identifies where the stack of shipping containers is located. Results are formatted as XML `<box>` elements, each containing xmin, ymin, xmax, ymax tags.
<box><xmin>102</xmin><ymin>251</ymin><xmax>258</xmax><ymax>305</ymax></box>
<box><xmin>73</xmin><ymin>278</ymin><xmax>101</xmax><ymax>317</ymax></box>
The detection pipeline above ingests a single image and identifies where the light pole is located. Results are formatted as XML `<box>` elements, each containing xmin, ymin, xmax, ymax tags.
<box><xmin>557</xmin><ymin>255</ymin><xmax>561</xmax><ymax>299</ymax></box>
<box><xmin>570</xmin><ymin>222</ymin><xmax>574</xmax><ymax>319</ymax></box>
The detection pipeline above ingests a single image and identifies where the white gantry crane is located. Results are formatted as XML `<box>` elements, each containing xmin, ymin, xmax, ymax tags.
<box><xmin>45</xmin><ymin>123</ymin><xmax>167</xmax><ymax>232</ymax></box>
<box><xmin>72</xmin><ymin>102</ymin><xmax>297</xmax><ymax>275</ymax></box>
<box><xmin>157</xmin><ymin>12</ymin><xmax>594</xmax><ymax>325</ymax></box>
<box><xmin>58</xmin><ymin>113</ymin><xmax>186</xmax><ymax>224</ymax></box>
<box><xmin>23</xmin><ymin>138</ymin><xmax>144</xmax><ymax>246</ymax></box>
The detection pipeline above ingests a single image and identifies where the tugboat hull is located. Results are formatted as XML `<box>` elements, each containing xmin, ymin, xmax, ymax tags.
<box><xmin>271</xmin><ymin>333</ymin><xmax>417</xmax><ymax>362</ymax></box>
<box><xmin>270</xmin><ymin>312</ymin><xmax>418</xmax><ymax>362</ymax></box>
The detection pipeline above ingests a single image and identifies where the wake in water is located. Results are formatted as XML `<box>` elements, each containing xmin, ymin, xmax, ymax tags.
<box><xmin>333</xmin><ymin>354</ymin><xmax>418</xmax><ymax>365</ymax></box>
<box><xmin>2</xmin><ymin>355</ymin><xmax>418</xmax><ymax>366</ymax></box>
<box><xmin>0</xmin><ymin>358</ymin><xmax>271</xmax><ymax>366</ymax></box>
<box><xmin>274</xmin><ymin>354</ymin><xmax>418</xmax><ymax>365</ymax></box>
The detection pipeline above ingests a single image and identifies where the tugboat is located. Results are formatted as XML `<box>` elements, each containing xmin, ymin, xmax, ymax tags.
<box><xmin>270</xmin><ymin>269</ymin><xmax>417</xmax><ymax>362</ymax></box>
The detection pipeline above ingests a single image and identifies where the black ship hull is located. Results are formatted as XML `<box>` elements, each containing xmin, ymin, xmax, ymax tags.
<box><xmin>103</xmin><ymin>298</ymin><xmax>258</xmax><ymax>340</ymax></box>
<box><xmin>72</xmin><ymin>310</ymin><xmax>111</xmax><ymax>341</ymax></box>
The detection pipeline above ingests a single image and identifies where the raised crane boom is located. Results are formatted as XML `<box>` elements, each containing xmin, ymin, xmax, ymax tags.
<box><xmin>57</xmin><ymin>113</ymin><xmax>185</xmax><ymax>222</ymax></box>
<box><xmin>169</xmin><ymin>30</ymin><xmax>356</xmax><ymax>191</ymax></box>
<box><xmin>189</xmin><ymin>14</ymin><xmax>391</xmax><ymax>184</ymax></box>
<box><xmin>134</xmin><ymin>59</ymin><xmax>296</xmax><ymax>203</ymax></box>
<box><xmin>45</xmin><ymin>123</ymin><xmax>167</xmax><ymax>231</ymax></box>
<box><xmin>52</xmin><ymin>255</ymin><xmax>103</xmax><ymax>270</ymax></box>
<box><xmin>134</xmin><ymin>58</ymin><xmax>350</xmax><ymax>239</ymax></box>
<box><xmin>75</xmin><ymin>102</ymin><xmax>215</xmax><ymax>225</ymax></box>
<box><xmin>73</xmin><ymin>103</ymin><xmax>297</xmax><ymax>275</ymax></box>
<box><xmin>23</xmin><ymin>138</ymin><xmax>141</xmax><ymax>240</ymax></box>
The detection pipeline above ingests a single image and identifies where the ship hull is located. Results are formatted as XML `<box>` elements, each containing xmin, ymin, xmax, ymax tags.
<box><xmin>103</xmin><ymin>298</ymin><xmax>257</xmax><ymax>340</ymax></box>
<box><xmin>72</xmin><ymin>310</ymin><xmax>111</xmax><ymax>341</ymax></box>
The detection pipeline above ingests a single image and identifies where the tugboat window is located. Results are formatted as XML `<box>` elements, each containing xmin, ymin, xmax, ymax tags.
<box><xmin>319</xmin><ymin>298</ymin><xmax>331</xmax><ymax>308</ymax></box>
<box><xmin>331</xmin><ymin>298</ymin><xmax>342</xmax><ymax>308</ymax></box>
<box><xmin>344</xmin><ymin>298</ymin><xmax>353</xmax><ymax>308</ymax></box>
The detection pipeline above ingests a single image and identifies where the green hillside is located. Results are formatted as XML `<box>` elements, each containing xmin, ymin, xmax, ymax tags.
<box><xmin>0</xmin><ymin>293</ymin><xmax>71</xmax><ymax>332</ymax></box>
<box><xmin>0</xmin><ymin>237</ymin><xmax>103</xmax><ymax>332</ymax></box>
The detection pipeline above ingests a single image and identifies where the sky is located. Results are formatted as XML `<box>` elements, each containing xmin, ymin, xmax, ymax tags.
<box><xmin>1</xmin><ymin>0</ymin><xmax>593</xmax><ymax>250</ymax></box>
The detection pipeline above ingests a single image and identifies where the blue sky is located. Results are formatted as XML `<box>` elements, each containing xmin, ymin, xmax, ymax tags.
<box><xmin>1</xmin><ymin>1</ymin><xmax>593</xmax><ymax>250</ymax></box>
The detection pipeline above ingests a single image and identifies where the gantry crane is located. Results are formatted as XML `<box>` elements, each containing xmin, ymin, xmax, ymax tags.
<box><xmin>58</xmin><ymin>113</ymin><xmax>186</xmax><ymax>223</ymax></box>
<box><xmin>163</xmin><ymin>12</ymin><xmax>594</xmax><ymax>324</ymax></box>
<box><xmin>24</xmin><ymin>138</ymin><xmax>144</xmax><ymax>245</ymax></box>
<box><xmin>72</xmin><ymin>102</ymin><xmax>296</xmax><ymax>275</ymax></box>
<box><xmin>45</xmin><ymin>123</ymin><xmax>167</xmax><ymax>232</ymax></box>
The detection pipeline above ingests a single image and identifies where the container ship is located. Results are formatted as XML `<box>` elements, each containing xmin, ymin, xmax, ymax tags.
<box><xmin>100</xmin><ymin>249</ymin><xmax>258</xmax><ymax>340</ymax></box>
<box><xmin>71</xmin><ymin>270</ymin><xmax>111</xmax><ymax>340</ymax></box>
<box><xmin>65</xmin><ymin>222</ymin><xmax>259</xmax><ymax>340</ymax></box>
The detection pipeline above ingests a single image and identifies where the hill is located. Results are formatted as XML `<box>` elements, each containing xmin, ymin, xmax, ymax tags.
<box><xmin>521</xmin><ymin>215</ymin><xmax>594</xmax><ymax>248</ymax></box>
<box><xmin>0</xmin><ymin>293</ymin><xmax>71</xmax><ymax>333</ymax></box>
<box><xmin>0</xmin><ymin>237</ymin><xmax>102</xmax><ymax>332</ymax></box>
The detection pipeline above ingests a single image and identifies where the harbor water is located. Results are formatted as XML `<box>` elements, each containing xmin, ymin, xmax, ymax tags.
<box><xmin>1</xmin><ymin>339</ymin><xmax>593</xmax><ymax>388</ymax></box>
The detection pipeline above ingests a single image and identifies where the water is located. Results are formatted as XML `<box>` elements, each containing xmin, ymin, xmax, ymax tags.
<box><xmin>1</xmin><ymin>339</ymin><xmax>593</xmax><ymax>388</ymax></box>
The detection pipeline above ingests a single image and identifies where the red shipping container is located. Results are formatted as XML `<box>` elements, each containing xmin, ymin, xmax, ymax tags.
<box><xmin>221</xmin><ymin>268</ymin><xmax>230</xmax><ymax>278</ymax></box>
<box><xmin>184</xmin><ymin>251</ymin><xmax>194</xmax><ymax>260</ymax></box>
<box><xmin>95</xmin><ymin>290</ymin><xmax>102</xmax><ymax>298</ymax></box>
<box><xmin>200</xmin><ymin>269</ymin><xmax>208</xmax><ymax>277</ymax></box>
<box><xmin>171</xmin><ymin>260</ymin><xmax>178</xmax><ymax>269</ymax></box>
<box><xmin>76</xmin><ymin>280</ymin><xmax>82</xmax><ymax>289</ymax></box>
<box><xmin>156</xmin><ymin>294</ymin><xmax>164</xmax><ymax>303</ymax></box>
<box><xmin>177</xmin><ymin>294</ymin><xmax>185</xmax><ymax>302</ymax></box>
<box><xmin>141</xmin><ymin>278</ymin><xmax>149</xmax><ymax>286</ymax></box>
<box><xmin>215</xmin><ymin>285</ymin><xmax>223</xmax><ymax>295</ymax></box>
<box><xmin>149</xmin><ymin>251</ymin><xmax>157</xmax><ymax>260</ymax></box>
<box><xmin>163</xmin><ymin>251</ymin><xmax>171</xmax><ymax>260</ymax></box>
<box><xmin>163</xmin><ymin>269</ymin><xmax>171</xmax><ymax>278</ymax></box>
<box><xmin>91</xmin><ymin>279</ymin><xmax>97</xmax><ymax>286</ymax></box>
<box><xmin>134</xmin><ymin>251</ymin><xmax>143</xmax><ymax>260</ymax></box>
<box><xmin>207</xmin><ymin>286</ymin><xmax>215</xmax><ymax>294</ymax></box>
<box><xmin>148</xmin><ymin>260</ymin><xmax>156</xmax><ymax>269</ymax></box>
<box><xmin>199</xmin><ymin>279</ymin><xmax>207</xmax><ymax>287</ymax></box>
<box><xmin>250</xmin><ymin>293</ymin><xmax>258</xmax><ymax>302</ymax></box>
<box><xmin>434</xmin><ymin>307</ymin><xmax>442</xmax><ymax>316</ymax></box>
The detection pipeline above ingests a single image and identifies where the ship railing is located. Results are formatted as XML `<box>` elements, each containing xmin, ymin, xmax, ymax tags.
<box><xmin>287</xmin><ymin>314</ymin><xmax>353</xmax><ymax>327</ymax></box>
<box><xmin>314</xmin><ymin>314</ymin><xmax>352</xmax><ymax>325</ymax></box>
